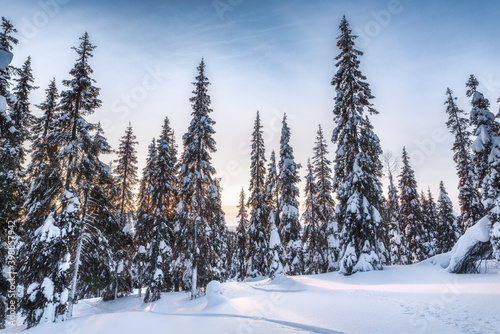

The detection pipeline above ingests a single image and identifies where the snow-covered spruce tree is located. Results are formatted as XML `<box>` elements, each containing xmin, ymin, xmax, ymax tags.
<box><xmin>0</xmin><ymin>18</ymin><xmax>18</xmax><ymax>329</ymax></box>
<box><xmin>77</xmin><ymin>173</ymin><xmax>120</xmax><ymax>301</ymax></box>
<box><xmin>312</xmin><ymin>125</ymin><xmax>338</xmax><ymax>272</ymax></box>
<box><xmin>177</xmin><ymin>59</ymin><xmax>218</xmax><ymax>299</ymax></box>
<box><xmin>22</xmin><ymin>79</ymin><xmax>61</xmax><ymax>234</ymax></box>
<box><xmin>2</xmin><ymin>56</ymin><xmax>37</xmax><ymax>236</ymax></box>
<box><xmin>112</xmin><ymin>123</ymin><xmax>138</xmax><ymax>299</ymax></box>
<box><xmin>55</xmin><ymin>33</ymin><xmax>115</xmax><ymax>317</ymax></box>
<box><xmin>445</xmin><ymin>88</ymin><xmax>484</xmax><ymax>230</ymax></box>
<box><xmin>9</xmin><ymin>54</ymin><xmax>37</xmax><ymax>156</ymax></box>
<box><xmin>144</xmin><ymin>117</ymin><xmax>178</xmax><ymax>302</ymax></box>
<box><xmin>302</xmin><ymin>159</ymin><xmax>324</xmax><ymax>274</ymax></box>
<box><xmin>331</xmin><ymin>16</ymin><xmax>384</xmax><ymax>275</ymax></box>
<box><xmin>206</xmin><ymin>178</ymin><xmax>228</xmax><ymax>282</ymax></box>
<box><xmin>264</xmin><ymin>150</ymin><xmax>279</xmax><ymax>233</ymax></box>
<box><xmin>420</xmin><ymin>188</ymin><xmax>438</xmax><ymax>257</ymax></box>
<box><xmin>268</xmin><ymin>218</ymin><xmax>285</xmax><ymax>279</ymax></box>
<box><xmin>19</xmin><ymin>213</ymin><xmax>71</xmax><ymax>328</ymax></box>
<box><xmin>58</xmin><ymin>32</ymin><xmax>101</xmax><ymax>191</ymax></box>
<box><xmin>362</xmin><ymin>117</ymin><xmax>388</xmax><ymax>264</ymax></box>
<box><xmin>134</xmin><ymin>139</ymin><xmax>156</xmax><ymax>296</ymax></box>
<box><xmin>74</xmin><ymin>123</ymin><xmax>126</xmax><ymax>302</ymax></box>
<box><xmin>264</xmin><ymin>150</ymin><xmax>285</xmax><ymax>275</ymax></box>
<box><xmin>114</xmin><ymin>122</ymin><xmax>138</xmax><ymax>226</ymax></box>
<box><xmin>467</xmin><ymin>75</ymin><xmax>500</xmax><ymax>261</ymax></box>
<box><xmin>225</xmin><ymin>229</ymin><xmax>236</xmax><ymax>280</ymax></box>
<box><xmin>246</xmin><ymin>111</ymin><xmax>269</xmax><ymax>278</ymax></box>
<box><xmin>449</xmin><ymin>76</ymin><xmax>500</xmax><ymax>273</ymax></box>
<box><xmin>398</xmin><ymin>147</ymin><xmax>428</xmax><ymax>263</ymax></box>
<box><xmin>233</xmin><ymin>188</ymin><xmax>248</xmax><ymax>281</ymax></box>
<box><xmin>436</xmin><ymin>181</ymin><xmax>458</xmax><ymax>253</ymax></box>
<box><xmin>386</xmin><ymin>173</ymin><xmax>408</xmax><ymax>265</ymax></box>
<box><xmin>277</xmin><ymin>113</ymin><xmax>302</xmax><ymax>275</ymax></box>
<box><xmin>10</xmin><ymin>55</ymin><xmax>37</xmax><ymax>139</ymax></box>
<box><xmin>19</xmin><ymin>79</ymin><xmax>63</xmax><ymax>311</ymax></box>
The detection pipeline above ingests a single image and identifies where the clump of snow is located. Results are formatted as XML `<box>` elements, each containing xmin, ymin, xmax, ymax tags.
<box><xmin>204</xmin><ymin>280</ymin><xmax>228</xmax><ymax>310</ymax></box>
<box><xmin>447</xmin><ymin>216</ymin><xmax>491</xmax><ymax>273</ymax></box>
<box><xmin>41</xmin><ymin>277</ymin><xmax>54</xmax><ymax>302</ymax></box>
<box><xmin>59</xmin><ymin>253</ymin><xmax>70</xmax><ymax>271</ymax></box>
<box><xmin>35</xmin><ymin>213</ymin><xmax>61</xmax><ymax>242</ymax></box>
<box><xmin>269</xmin><ymin>273</ymin><xmax>288</xmax><ymax>284</ymax></box>
<box><xmin>63</xmin><ymin>190</ymin><xmax>81</xmax><ymax>213</ymax></box>
<box><xmin>122</xmin><ymin>222</ymin><xmax>133</xmax><ymax>235</ymax></box>
<box><xmin>0</xmin><ymin>49</ymin><xmax>13</xmax><ymax>71</ymax></box>
<box><xmin>206</xmin><ymin>280</ymin><xmax>223</xmax><ymax>296</ymax></box>
<box><xmin>427</xmin><ymin>252</ymin><xmax>452</xmax><ymax>269</ymax></box>
<box><xmin>0</xmin><ymin>96</ymin><xmax>6</xmax><ymax>112</ymax></box>
<box><xmin>60</xmin><ymin>288</ymin><xmax>69</xmax><ymax>305</ymax></box>
<box><xmin>153</xmin><ymin>268</ymin><xmax>163</xmax><ymax>280</ymax></box>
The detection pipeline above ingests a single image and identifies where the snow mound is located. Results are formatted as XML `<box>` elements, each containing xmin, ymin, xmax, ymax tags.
<box><xmin>447</xmin><ymin>216</ymin><xmax>491</xmax><ymax>273</ymax></box>
<box><xmin>206</xmin><ymin>280</ymin><xmax>223</xmax><ymax>295</ymax></box>
<box><xmin>249</xmin><ymin>274</ymin><xmax>305</xmax><ymax>292</ymax></box>
<box><xmin>204</xmin><ymin>281</ymin><xmax>229</xmax><ymax>310</ymax></box>
<box><xmin>425</xmin><ymin>252</ymin><xmax>452</xmax><ymax>269</ymax></box>
<box><xmin>243</xmin><ymin>274</ymin><xmax>268</xmax><ymax>283</ymax></box>
<box><xmin>269</xmin><ymin>273</ymin><xmax>288</xmax><ymax>284</ymax></box>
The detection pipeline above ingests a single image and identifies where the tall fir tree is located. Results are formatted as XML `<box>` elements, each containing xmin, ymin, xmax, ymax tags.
<box><xmin>264</xmin><ymin>150</ymin><xmax>284</xmax><ymax>275</ymax></box>
<box><xmin>436</xmin><ymin>181</ymin><xmax>458</xmax><ymax>253</ymax></box>
<box><xmin>23</xmin><ymin>79</ymin><xmax>61</xmax><ymax>234</ymax></box>
<box><xmin>386</xmin><ymin>173</ymin><xmax>408</xmax><ymax>265</ymax></box>
<box><xmin>144</xmin><ymin>117</ymin><xmax>178</xmax><ymax>302</ymax></box>
<box><xmin>277</xmin><ymin>114</ymin><xmax>302</xmax><ymax>275</ymax></box>
<box><xmin>444</xmin><ymin>88</ymin><xmax>483</xmax><ymax>230</ymax></box>
<box><xmin>58</xmin><ymin>32</ymin><xmax>102</xmax><ymax>191</ymax></box>
<box><xmin>302</xmin><ymin>159</ymin><xmax>324</xmax><ymax>274</ymax></box>
<box><xmin>177</xmin><ymin>59</ymin><xmax>218</xmax><ymax>299</ymax></box>
<box><xmin>9</xmin><ymin>55</ymin><xmax>37</xmax><ymax>171</ymax></box>
<box><xmin>76</xmin><ymin>170</ymin><xmax>121</xmax><ymax>301</ymax></box>
<box><xmin>0</xmin><ymin>18</ymin><xmax>17</xmax><ymax>329</ymax></box>
<box><xmin>19</xmin><ymin>79</ymin><xmax>64</xmax><ymax>323</ymax></box>
<box><xmin>398</xmin><ymin>148</ymin><xmax>428</xmax><ymax>263</ymax></box>
<box><xmin>112</xmin><ymin>123</ymin><xmax>138</xmax><ymax>299</ymax></box>
<box><xmin>466</xmin><ymin>75</ymin><xmax>500</xmax><ymax>261</ymax></box>
<box><xmin>206</xmin><ymin>178</ymin><xmax>228</xmax><ymax>282</ymax></box>
<box><xmin>331</xmin><ymin>16</ymin><xmax>384</xmax><ymax>275</ymax></box>
<box><xmin>2</xmin><ymin>56</ymin><xmax>37</xmax><ymax>236</ymax></box>
<box><xmin>312</xmin><ymin>125</ymin><xmax>338</xmax><ymax>272</ymax></box>
<box><xmin>114</xmin><ymin>122</ymin><xmax>138</xmax><ymax>225</ymax></box>
<box><xmin>420</xmin><ymin>188</ymin><xmax>438</xmax><ymax>257</ymax></box>
<box><xmin>264</xmin><ymin>150</ymin><xmax>279</xmax><ymax>233</ymax></box>
<box><xmin>74</xmin><ymin>123</ymin><xmax>123</xmax><ymax>301</ymax></box>
<box><xmin>246</xmin><ymin>111</ymin><xmax>269</xmax><ymax>278</ymax></box>
<box><xmin>134</xmin><ymin>139</ymin><xmax>156</xmax><ymax>296</ymax></box>
<box><xmin>54</xmin><ymin>33</ymin><xmax>114</xmax><ymax>317</ymax></box>
<box><xmin>233</xmin><ymin>188</ymin><xmax>248</xmax><ymax>281</ymax></box>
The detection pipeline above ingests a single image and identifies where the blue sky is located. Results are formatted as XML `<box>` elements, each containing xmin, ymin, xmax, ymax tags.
<box><xmin>3</xmin><ymin>0</ymin><xmax>500</xmax><ymax>225</ymax></box>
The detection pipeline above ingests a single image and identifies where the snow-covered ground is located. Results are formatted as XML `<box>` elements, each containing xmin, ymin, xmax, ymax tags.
<box><xmin>4</xmin><ymin>260</ymin><xmax>500</xmax><ymax>334</ymax></box>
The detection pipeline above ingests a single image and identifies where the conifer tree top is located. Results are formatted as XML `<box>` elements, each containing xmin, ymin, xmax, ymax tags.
<box><xmin>0</xmin><ymin>17</ymin><xmax>18</xmax><ymax>51</ymax></box>
<box><xmin>332</xmin><ymin>16</ymin><xmax>377</xmax><ymax>120</ymax></box>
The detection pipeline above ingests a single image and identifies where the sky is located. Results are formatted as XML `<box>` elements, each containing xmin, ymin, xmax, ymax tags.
<box><xmin>3</xmin><ymin>0</ymin><xmax>500</xmax><ymax>226</ymax></box>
